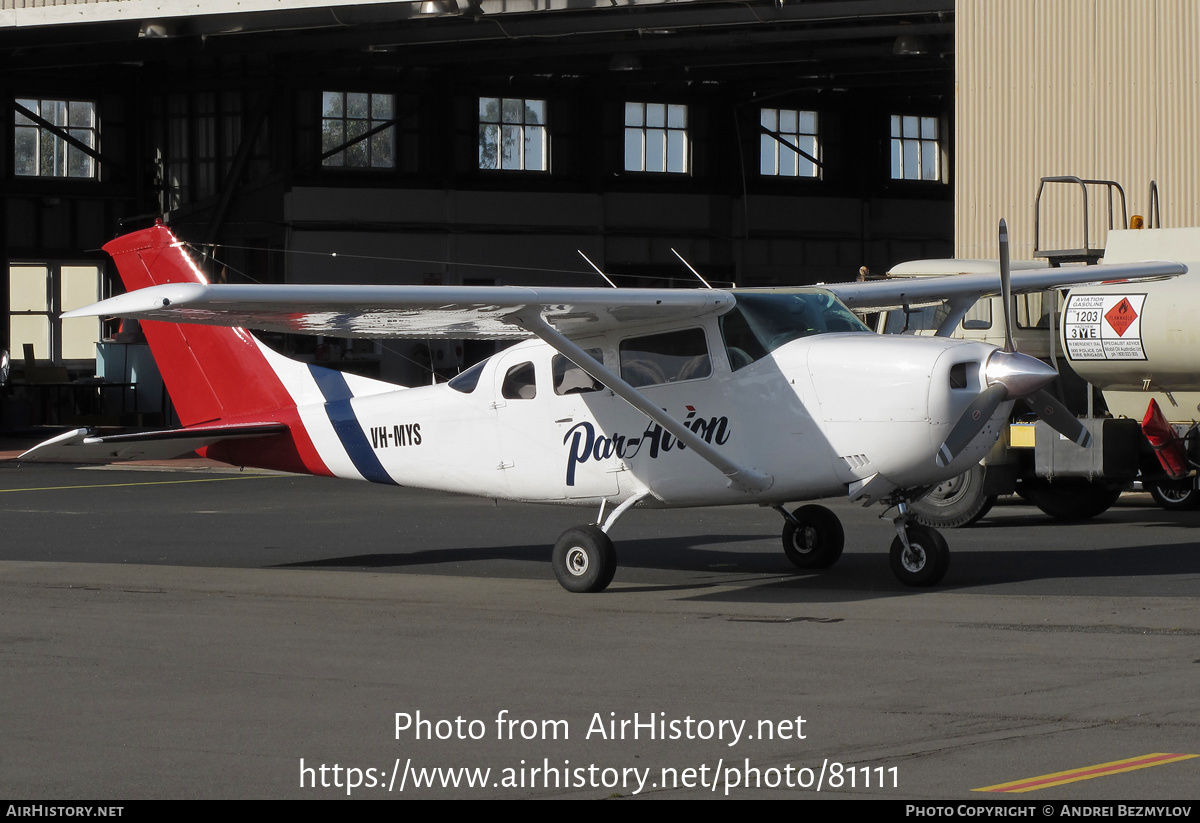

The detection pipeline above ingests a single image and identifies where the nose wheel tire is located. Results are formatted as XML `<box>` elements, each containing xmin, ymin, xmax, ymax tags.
<box><xmin>552</xmin><ymin>525</ymin><xmax>617</xmax><ymax>593</ymax></box>
<box><xmin>781</xmin><ymin>505</ymin><xmax>845</xmax><ymax>569</ymax></box>
<box><xmin>889</xmin><ymin>524</ymin><xmax>949</xmax><ymax>587</ymax></box>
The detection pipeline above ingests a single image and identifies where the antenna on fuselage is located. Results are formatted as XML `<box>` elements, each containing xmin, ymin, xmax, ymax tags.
<box><xmin>670</xmin><ymin>248</ymin><xmax>715</xmax><ymax>290</ymax></box>
<box><xmin>576</xmin><ymin>251</ymin><xmax>618</xmax><ymax>288</ymax></box>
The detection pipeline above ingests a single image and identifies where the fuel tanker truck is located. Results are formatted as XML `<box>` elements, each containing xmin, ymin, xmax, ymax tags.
<box><xmin>874</xmin><ymin>222</ymin><xmax>1200</xmax><ymax>526</ymax></box>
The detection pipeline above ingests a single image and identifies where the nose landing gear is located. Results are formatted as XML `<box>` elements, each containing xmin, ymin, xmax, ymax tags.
<box><xmin>886</xmin><ymin>498</ymin><xmax>950</xmax><ymax>586</ymax></box>
<box><xmin>772</xmin><ymin>495</ymin><xmax>949</xmax><ymax>587</ymax></box>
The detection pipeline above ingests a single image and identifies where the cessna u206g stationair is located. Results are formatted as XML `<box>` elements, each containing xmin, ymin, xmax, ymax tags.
<box><xmin>22</xmin><ymin>222</ymin><xmax>1184</xmax><ymax>591</ymax></box>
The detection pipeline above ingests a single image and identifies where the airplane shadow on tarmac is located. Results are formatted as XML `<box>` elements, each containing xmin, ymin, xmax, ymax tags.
<box><xmin>273</xmin><ymin>521</ymin><xmax>1200</xmax><ymax>604</ymax></box>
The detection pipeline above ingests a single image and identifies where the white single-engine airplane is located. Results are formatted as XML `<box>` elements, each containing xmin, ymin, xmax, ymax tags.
<box><xmin>22</xmin><ymin>221</ymin><xmax>1185</xmax><ymax>591</ymax></box>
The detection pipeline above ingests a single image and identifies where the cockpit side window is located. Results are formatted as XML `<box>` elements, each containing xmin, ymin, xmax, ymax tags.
<box><xmin>721</xmin><ymin>291</ymin><xmax>869</xmax><ymax>368</ymax></box>
<box><xmin>719</xmin><ymin>306</ymin><xmax>769</xmax><ymax>371</ymax></box>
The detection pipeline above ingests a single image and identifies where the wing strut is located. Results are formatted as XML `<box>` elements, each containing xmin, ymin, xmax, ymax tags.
<box><xmin>507</xmin><ymin>309</ymin><xmax>774</xmax><ymax>494</ymax></box>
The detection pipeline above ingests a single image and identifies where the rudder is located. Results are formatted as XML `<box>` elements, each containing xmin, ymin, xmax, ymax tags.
<box><xmin>103</xmin><ymin>224</ymin><xmax>298</xmax><ymax>427</ymax></box>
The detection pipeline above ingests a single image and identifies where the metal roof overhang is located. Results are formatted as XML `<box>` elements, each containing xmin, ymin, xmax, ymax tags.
<box><xmin>0</xmin><ymin>0</ymin><xmax>953</xmax><ymax>92</ymax></box>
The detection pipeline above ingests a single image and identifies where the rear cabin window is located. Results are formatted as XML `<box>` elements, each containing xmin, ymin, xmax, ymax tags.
<box><xmin>501</xmin><ymin>361</ymin><xmax>537</xmax><ymax>399</ymax></box>
<box><xmin>448</xmin><ymin>359</ymin><xmax>486</xmax><ymax>393</ymax></box>
<box><xmin>553</xmin><ymin>350</ymin><xmax>604</xmax><ymax>395</ymax></box>
<box><xmin>619</xmin><ymin>328</ymin><xmax>711</xmax><ymax>387</ymax></box>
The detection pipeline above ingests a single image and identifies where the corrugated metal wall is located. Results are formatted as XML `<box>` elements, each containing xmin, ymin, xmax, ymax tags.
<box><xmin>956</xmin><ymin>0</ymin><xmax>1200</xmax><ymax>259</ymax></box>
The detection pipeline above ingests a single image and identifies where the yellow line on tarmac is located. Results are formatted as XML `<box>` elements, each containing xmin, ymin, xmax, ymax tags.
<box><xmin>974</xmin><ymin>753</ymin><xmax>1198</xmax><ymax>793</ymax></box>
<box><xmin>0</xmin><ymin>475</ymin><xmax>281</xmax><ymax>494</ymax></box>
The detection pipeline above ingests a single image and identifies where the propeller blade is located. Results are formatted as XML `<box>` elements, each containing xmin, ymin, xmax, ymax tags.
<box><xmin>998</xmin><ymin>218</ymin><xmax>1015</xmax><ymax>352</ymax></box>
<box><xmin>1023</xmin><ymin>389</ymin><xmax>1092</xmax><ymax>447</ymax></box>
<box><xmin>936</xmin><ymin>383</ymin><xmax>1009</xmax><ymax>468</ymax></box>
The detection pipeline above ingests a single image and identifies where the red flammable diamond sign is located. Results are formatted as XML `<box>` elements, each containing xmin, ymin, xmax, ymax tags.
<box><xmin>1105</xmin><ymin>297</ymin><xmax>1137</xmax><ymax>336</ymax></box>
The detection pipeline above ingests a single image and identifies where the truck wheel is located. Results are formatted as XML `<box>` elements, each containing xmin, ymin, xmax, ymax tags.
<box><xmin>1021</xmin><ymin>481</ymin><xmax>1122</xmax><ymax>521</ymax></box>
<box><xmin>911</xmin><ymin>464</ymin><xmax>997</xmax><ymax>528</ymax></box>
<box><xmin>1148</xmin><ymin>482</ymin><xmax>1200</xmax><ymax>511</ymax></box>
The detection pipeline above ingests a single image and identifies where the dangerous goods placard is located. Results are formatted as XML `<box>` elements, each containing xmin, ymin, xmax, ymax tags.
<box><xmin>1063</xmin><ymin>293</ymin><xmax>1146</xmax><ymax>360</ymax></box>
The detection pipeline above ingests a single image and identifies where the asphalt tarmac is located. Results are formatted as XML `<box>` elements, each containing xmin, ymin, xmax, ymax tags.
<box><xmin>1</xmin><ymin>453</ymin><xmax>1198</xmax><ymax>799</ymax></box>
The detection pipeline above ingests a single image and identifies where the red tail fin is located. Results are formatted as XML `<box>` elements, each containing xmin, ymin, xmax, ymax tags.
<box><xmin>103</xmin><ymin>224</ymin><xmax>295</xmax><ymax>427</ymax></box>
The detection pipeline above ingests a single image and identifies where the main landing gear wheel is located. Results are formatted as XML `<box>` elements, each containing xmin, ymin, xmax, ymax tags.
<box><xmin>910</xmin><ymin>464</ymin><xmax>997</xmax><ymax>529</ymax></box>
<box><xmin>552</xmin><ymin>525</ymin><xmax>617</xmax><ymax>593</ymax></box>
<box><xmin>889</xmin><ymin>524</ymin><xmax>949</xmax><ymax>587</ymax></box>
<box><xmin>781</xmin><ymin>505</ymin><xmax>845</xmax><ymax>569</ymax></box>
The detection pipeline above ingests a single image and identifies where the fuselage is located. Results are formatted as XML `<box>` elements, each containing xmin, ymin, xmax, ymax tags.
<box><xmin>236</xmin><ymin>289</ymin><xmax>1008</xmax><ymax>509</ymax></box>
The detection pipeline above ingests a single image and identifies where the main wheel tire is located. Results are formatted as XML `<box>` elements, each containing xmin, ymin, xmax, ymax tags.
<box><xmin>552</xmin><ymin>525</ymin><xmax>617</xmax><ymax>593</ymax></box>
<box><xmin>1148</xmin><ymin>482</ymin><xmax>1200</xmax><ymax>511</ymax></box>
<box><xmin>910</xmin><ymin>464</ymin><xmax>997</xmax><ymax>528</ymax></box>
<box><xmin>889</xmin><ymin>524</ymin><xmax>949</xmax><ymax>587</ymax></box>
<box><xmin>781</xmin><ymin>505</ymin><xmax>845</xmax><ymax>569</ymax></box>
<box><xmin>1021</xmin><ymin>481</ymin><xmax>1122</xmax><ymax>521</ymax></box>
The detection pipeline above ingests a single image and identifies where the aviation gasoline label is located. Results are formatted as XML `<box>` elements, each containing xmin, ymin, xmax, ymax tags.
<box><xmin>1063</xmin><ymin>293</ymin><xmax>1147</xmax><ymax>361</ymax></box>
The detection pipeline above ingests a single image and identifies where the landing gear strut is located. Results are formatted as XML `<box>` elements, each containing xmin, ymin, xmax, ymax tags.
<box><xmin>551</xmin><ymin>493</ymin><xmax>647</xmax><ymax>593</ymax></box>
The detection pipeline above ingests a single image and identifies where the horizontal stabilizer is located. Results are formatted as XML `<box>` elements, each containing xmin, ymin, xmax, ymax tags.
<box><xmin>19</xmin><ymin>422</ymin><xmax>288</xmax><ymax>463</ymax></box>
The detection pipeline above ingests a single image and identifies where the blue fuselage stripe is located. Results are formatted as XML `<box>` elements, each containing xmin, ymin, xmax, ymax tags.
<box><xmin>308</xmin><ymin>365</ymin><xmax>396</xmax><ymax>485</ymax></box>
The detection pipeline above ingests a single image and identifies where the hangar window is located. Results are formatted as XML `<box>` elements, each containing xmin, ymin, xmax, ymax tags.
<box><xmin>890</xmin><ymin>115</ymin><xmax>940</xmax><ymax>181</ymax></box>
<box><xmin>150</xmin><ymin>91</ymin><xmax>269</xmax><ymax>211</ymax></box>
<box><xmin>13</xmin><ymin>98</ymin><xmax>99</xmax><ymax>179</ymax></box>
<box><xmin>760</xmin><ymin>109</ymin><xmax>820</xmax><ymax>178</ymax></box>
<box><xmin>321</xmin><ymin>92</ymin><xmax>395</xmax><ymax>168</ymax></box>
<box><xmin>8</xmin><ymin>263</ymin><xmax>101</xmax><ymax>363</ymax></box>
<box><xmin>624</xmin><ymin>102</ymin><xmax>688</xmax><ymax>174</ymax></box>
<box><xmin>478</xmin><ymin>97</ymin><xmax>548</xmax><ymax>171</ymax></box>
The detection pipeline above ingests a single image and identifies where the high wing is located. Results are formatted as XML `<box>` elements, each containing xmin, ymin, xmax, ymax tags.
<box><xmin>65</xmin><ymin>282</ymin><xmax>735</xmax><ymax>340</ymax></box>
<box><xmin>67</xmin><ymin>259</ymin><xmax>1183</xmax><ymax>341</ymax></box>
<box><xmin>824</xmin><ymin>259</ymin><xmax>1186</xmax><ymax>312</ymax></box>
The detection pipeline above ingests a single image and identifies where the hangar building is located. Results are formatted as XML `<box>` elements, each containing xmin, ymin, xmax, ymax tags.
<box><xmin>1</xmin><ymin>0</ymin><xmax>1195</xmax><ymax>425</ymax></box>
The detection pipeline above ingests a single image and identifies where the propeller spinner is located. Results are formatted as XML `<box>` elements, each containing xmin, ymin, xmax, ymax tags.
<box><xmin>935</xmin><ymin>220</ymin><xmax>1092</xmax><ymax>468</ymax></box>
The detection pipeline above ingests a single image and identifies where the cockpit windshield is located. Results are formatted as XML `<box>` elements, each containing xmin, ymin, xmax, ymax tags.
<box><xmin>720</xmin><ymin>289</ymin><xmax>869</xmax><ymax>370</ymax></box>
